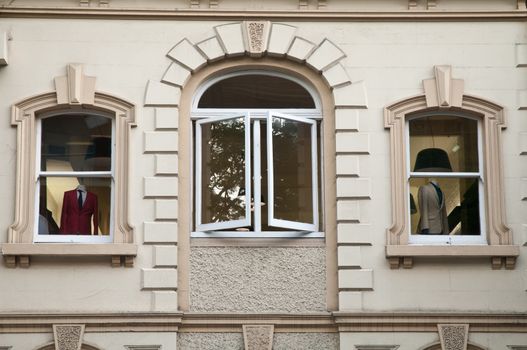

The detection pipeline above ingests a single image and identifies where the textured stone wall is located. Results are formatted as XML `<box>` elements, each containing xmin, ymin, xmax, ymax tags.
<box><xmin>177</xmin><ymin>332</ymin><xmax>339</xmax><ymax>350</ymax></box>
<box><xmin>190</xmin><ymin>247</ymin><xmax>326</xmax><ymax>312</ymax></box>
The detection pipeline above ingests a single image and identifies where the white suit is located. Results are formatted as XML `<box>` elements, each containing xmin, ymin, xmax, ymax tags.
<box><xmin>417</xmin><ymin>182</ymin><xmax>449</xmax><ymax>235</ymax></box>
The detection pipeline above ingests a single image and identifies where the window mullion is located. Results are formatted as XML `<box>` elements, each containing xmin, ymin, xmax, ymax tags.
<box><xmin>253</xmin><ymin>120</ymin><xmax>261</xmax><ymax>233</ymax></box>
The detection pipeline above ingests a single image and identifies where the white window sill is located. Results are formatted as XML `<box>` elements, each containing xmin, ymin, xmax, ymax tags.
<box><xmin>1</xmin><ymin>243</ymin><xmax>137</xmax><ymax>268</ymax></box>
<box><xmin>191</xmin><ymin>231</ymin><xmax>324</xmax><ymax>238</ymax></box>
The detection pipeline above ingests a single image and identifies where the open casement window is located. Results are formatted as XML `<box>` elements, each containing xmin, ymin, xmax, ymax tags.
<box><xmin>384</xmin><ymin>65</ymin><xmax>519</xmax><ymax>269</ymax></box>
<box><xmin>407</xmin><ymin>113</ymin><xmax>485</xmax><ymax>245</ymax></box>
<box><xmin>2</xmin><ymin>67</ymin><xmax>136</xmax><ymax>268</ymax></box>
<box><xmin>195</xmin><ymin>114</ymin><xmax>252</xmax><ymax>232</ymax></box>
<box><xmin>36</xmin><ymin>112</ymin><xmax>114</xmax><ymax>243</ymax></box>
<box><xmin>192</xmin><ymin>71</ymin><xmax>322</xmax><ymax>237</ymax></box>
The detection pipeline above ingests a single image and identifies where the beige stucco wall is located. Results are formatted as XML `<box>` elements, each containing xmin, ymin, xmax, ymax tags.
<box><xmin>0</xmin><ymin>13</ymin><xmax>525</xmax><ymax>314</ymax></box>
<box><xmin>0</xmin><ymin>6</ymin><xmax>525</xmax><ymax>349</ymax></box>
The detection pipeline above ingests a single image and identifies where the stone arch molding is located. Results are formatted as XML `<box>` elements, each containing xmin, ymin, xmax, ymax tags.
<box><xmin>144</xmin><ymin>20</ymin><xmax>368</xmax><ymax>108</ymax></box>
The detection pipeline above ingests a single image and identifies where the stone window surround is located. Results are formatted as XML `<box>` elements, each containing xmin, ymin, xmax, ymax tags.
<box><xmin>1</xmin><ymin>64</ymin><xmax>137</xmax><ymax>268</ymax></box>
<box><xmin>384</xmin><ymin>65</ymin><xmax>519</xmax><ymax>269</ymax></box>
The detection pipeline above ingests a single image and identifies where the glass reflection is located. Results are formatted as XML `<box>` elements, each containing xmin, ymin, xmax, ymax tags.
<box><xmin>38</xmin><ymin>177</ymin><xmax>111</xmax><ymax>235</ymax></box>
<box><xmin>410</xmin><ymin>116</ymin><xmax>478</xmax><ymax>173</ymax></box>
<box><xmin>200</xmin><ymin>118</ymin><xmax>247</xmax><ymax>224</ymax></box>
<box><xmin>271</xmin><ymin>117</ymin><xmax>313</xmax><ymax>224</ymax></box>
<box><xmin>410</xmin><ymin>177</ymin><xmax>480</xmax><ymax>235</ymax></box>
<box><xmin>41</xmin><ymin>115</ymin><xmax>112</xmax><ymax>172</ymax></box>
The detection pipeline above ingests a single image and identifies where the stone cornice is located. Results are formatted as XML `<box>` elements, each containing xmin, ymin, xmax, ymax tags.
<box><xmin>1</xmin><ymin>312</ymin><xmax>526</xmax><ymax>334</ymax></box>
<box><xmin>334</xmin><ymin>312</ymin><xmax>527</xmax><ymax>333</ymax></box>
<box><xmin>0</xmin><ymin>7</ymin><xmax>526</xmax><ymax>21</ymax></box>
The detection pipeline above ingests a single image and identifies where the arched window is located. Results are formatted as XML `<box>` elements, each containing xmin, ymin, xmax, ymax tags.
<box><xmin>192</xmin><ymin>71</ymin><xmax>322</xmax><ymax>237</ymax></box>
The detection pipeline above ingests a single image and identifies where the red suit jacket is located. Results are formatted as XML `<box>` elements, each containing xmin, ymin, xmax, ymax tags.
<box><xmin>59</xmin><ymin>190</ymin><xmax>99</xmax><ymax>235</ymax></box>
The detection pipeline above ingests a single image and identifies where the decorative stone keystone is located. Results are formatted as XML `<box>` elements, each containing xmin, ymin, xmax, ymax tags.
<box><xmin>423</xmin><ymin>65</ymin><xmax>464</xmax><ymax>108</ymax></box>
<box><xmin>55</xmin><ymin>64</ymin><xmax>96</xmax><ymax>105</ymax></box>
<box><xmin>53</xmin><ymin>324</ymin><xmax>85</xmax><ymax>350</ymax></box>
<box><xmin>244</xmin><ymin>21</ymin><xmax>271</xmax><ymax>57</ymax></box>
<box><xmin>438</xmin><ymin>324</ymin><xmax>469</xmax><ymax>350</ymax></box>
<box><xmin>243</xmin><ymin>325</ymin><xmax>274</xmax><ymax>350</ymax></box>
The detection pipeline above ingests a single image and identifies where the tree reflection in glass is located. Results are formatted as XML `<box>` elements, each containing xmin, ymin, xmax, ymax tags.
<box><xmin>201</xmin><ymin>117</ymin><xmax>247</xmax><ymax>224</ymax></box>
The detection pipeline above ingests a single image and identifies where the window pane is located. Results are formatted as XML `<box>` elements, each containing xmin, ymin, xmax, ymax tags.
<box><xmin>41</xmin><ymin>115</ymin><xmax>112</xmax><ymax>172</ymax></box>
<box><xmin>38</xmin><ymin>177</ymin><xmax>111</xmax><ymax>235</ymax></box>
<box><xmin>409</xmin><ymin>177</ymin><xmax>481</xmax><ymax>235</ymax></box>
<box><xmin>409</xmin><ymin>116</ymin><xmax>478</xmax><ymax>173</ymax></box>
<box><xmin>270</xmin><ymin>116</ymin><xmax>314</xmax><ymax>224</ymax></box>
<box><xmin>200</xmin><ymin>118</ymin><xmax>247</xmax><ymax>225</ymax></box>
<box><xmin>198</xmin><ymin>74</ymin><xmax>315</xmax><ymax>109</ymax></box>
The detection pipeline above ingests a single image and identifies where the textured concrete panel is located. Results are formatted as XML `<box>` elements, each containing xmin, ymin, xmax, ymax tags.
<box><xmin>190</xmin><ymin>247</ymin><xmax>326</xmax><ymax>312</ymax></box>
<box><xmin>273</xmin><ymin>333</ymin><xmax>339</xmax><ymax>350</ymax></box>
<box><xmin>178</xmin><ymin>333</ymin><xmax>243</xmax><ymax>350</ymax></box>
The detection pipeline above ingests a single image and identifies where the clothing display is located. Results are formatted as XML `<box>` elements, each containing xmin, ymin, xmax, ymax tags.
<box><xmin>417</xmin><ymin>182</ymin><xmax>449</xmax><ymax>235</ymax></box>
<box><xmin>59</xmin><ymin>186</ymin><xmax>99</xmax><ymax>235</ymax></box>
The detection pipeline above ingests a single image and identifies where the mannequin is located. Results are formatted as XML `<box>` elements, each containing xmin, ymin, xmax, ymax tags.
<box><xmin>417</xmin><ymin>180</ymin><xmax>449</xmax><ymax>235</ymax></box>
<box><xmin>59</xmin><ymin>184</ymin><xmax>99</xmax><ymax>235</ymax></box>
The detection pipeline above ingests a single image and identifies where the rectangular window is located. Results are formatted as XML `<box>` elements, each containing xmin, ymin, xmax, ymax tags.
<box><xmin>407</xmin><ymin>114</ymin><xmax>485</xmax><ymax>245</ymax></box>
<box><xmin>35</xmin><ymin>113</ymin><xmax>114</xmax><ymax>243</ymax></box>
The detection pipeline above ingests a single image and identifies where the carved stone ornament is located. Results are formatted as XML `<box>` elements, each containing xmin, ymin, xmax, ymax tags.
<box><xmin>54</xmin><ymin>63</ymin><xmax>96</xmax><ymax>105</ymax></box>
<box><xmin>438</xmin><ymin>324</ymin><xmax>469</xmax><ymax>350</ymax></box>
<box><xmin>423</xmin><ymin>65</ymin><xmax>464</xmax><ymax>108</ymax></box>
<box><xmin>243</xmin><ymin>325</ymin><xmax>274</xmax><ymax>350</ymax></box>
<box><xmin>244</xmin><ymin>21</ymin><xmax>270</xmax><ymax>57</ymax></box>
<box><xmin>53</xmin><ymin>324</ymin><xmax>85</xmax><ymax>350</ymax></box>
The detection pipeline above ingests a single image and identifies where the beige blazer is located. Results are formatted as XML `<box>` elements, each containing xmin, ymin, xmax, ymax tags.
<box><xmin>417</xmin><ymin>182</ymin><xmax>449</xmax><ymax>234</ymax></box>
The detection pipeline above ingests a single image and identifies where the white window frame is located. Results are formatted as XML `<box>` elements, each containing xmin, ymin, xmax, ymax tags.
<box><xmin>191</xmin><ymin>71</ymin><xmax>323</xmax><ymax>238</ymax></box>
<box><xmin>267</xmin><ymin>112</ymin><xmax>319</xmax><ymax>232</ymax></box>
<box><xmin>33</xmin><ymin>111</ymin><xmax>115</xmax><ymax>244</ymax></box>
<box><xmin>406</xmin><ymin>112</ymin><xmax>486</xmax><ymax>245</ymax></box>
<box><xmin>195</xmin><ymin>113</ymin><xmax>252</xmax><ymax>232</ymax></box>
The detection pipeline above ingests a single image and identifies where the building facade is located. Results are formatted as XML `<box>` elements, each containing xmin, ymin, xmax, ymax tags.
<box><xmin>0</xmin><ymin>0</ymin><xmax>526</xmax><ymax>349</ymax></box>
